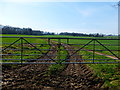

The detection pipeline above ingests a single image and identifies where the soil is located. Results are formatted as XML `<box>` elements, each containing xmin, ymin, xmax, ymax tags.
<box><xmin>2</xmin><ymin>43</ymin><xmax>105</xmax><ymax>89</ymax></box>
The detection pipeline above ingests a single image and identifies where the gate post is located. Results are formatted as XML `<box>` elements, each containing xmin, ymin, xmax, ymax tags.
<box><xmin>67</xmin><ymin>39</ymin><xmax>69</xmax><ymax>44</ymax></box>
<box><xmin>48</xmin><ymin>38</ymin><xmax>50</xmax><ymax>45</ymax></box>
<box><xmin>93</xmin><ymin>39</ymin><xmax>95</xmax><ymax>63</ymax></box>
<box><xmin>20</xmin><ymin>37</ymin><xmax>23</xmax><ymax>64</ymax></box>
<box><xmin>58</xmin><ymin>39</ymin><xmax>61</xmax><ymax>63</ymax></box>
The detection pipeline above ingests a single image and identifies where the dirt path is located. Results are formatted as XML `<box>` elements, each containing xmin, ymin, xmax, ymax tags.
<box><xmin>2</xmin><ymin>43</ymin><xmax>104</xmax><ymax>89</ymax></box>
<box><xmin>36</xmin><ymin>44</ymin><xmax>104</xmax><ymax>89</ymax></box>
<box><xmin>92</xmin><ymin>51</ymin><xmax>118</xmax><ymax>59</ymax></box>
<box><xmin>82</xmin><ymin>49</ymin><xmax>119</xmax><ymax>60</ymax></box>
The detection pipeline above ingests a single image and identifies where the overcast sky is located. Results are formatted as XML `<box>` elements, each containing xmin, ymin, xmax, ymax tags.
<box><xmin>0</xmin><ymin>0</ymin><xmax>119</xmax><ymax>34</ymax></box>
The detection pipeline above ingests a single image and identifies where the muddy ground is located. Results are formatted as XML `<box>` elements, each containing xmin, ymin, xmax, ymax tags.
<box><xmin>2</xmin><ymin>44</ymin><xmax>105</xmax><ymax>89</ymax></box>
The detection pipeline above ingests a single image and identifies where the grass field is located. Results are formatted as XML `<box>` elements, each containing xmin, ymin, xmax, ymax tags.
<box><xmin>45</xmin><ymin>35</ymin><xmax>119</xmax><ymax>57</ymax></box>
<box><xmin>1</xmin><ymin>34</ymin><xmax>120</xmax><ymax>88</ymax></box>
<box><xmin>42</xmin><ymin>35</ymin><xmax>119</xmax><ymax>88</ymax></box>
<box><xmin>1</xmin><ymin>34</ymin><xmax>50</xmax><ymax>64</ymax></box>
<box><xmin>43</xmin><ymin>35</ymin><xmax>120</xmax><ymax>88</ymax></box>
<box><xmin>1</xmin><ymin>34</ymin><xmax>68</xmax><ymax>76</ymax></box>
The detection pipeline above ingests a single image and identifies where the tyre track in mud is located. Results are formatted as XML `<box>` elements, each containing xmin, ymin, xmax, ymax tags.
<box><xmin>2</xmin><ymin>44</ymin><xmax>57</xmax><ymax>89</ymax></box>
<box><xmin>39</xmin><ymin>43</ymin><xmax>104</xmax><ymax>89</ymax></box>
<box><xmin>60</xmin><ymin>44</ymin><xmax>103</xmax><ymax>89</ymax></box>
<box><xmin>2</xmin><ymin>42</ymin><xmax>104</xmax><ymax>89</ymax></box>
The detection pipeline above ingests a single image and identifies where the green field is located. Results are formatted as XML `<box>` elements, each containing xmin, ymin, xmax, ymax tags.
<box><xmin>1</xmin><ymin>34</ymin><xmax>68</xmax><ymax>76</ymax></box>
<box><xmin>42</xmin><ymin>35</ymin><xmax>119</xmax><ymax>88</ymax></box>
<box><xmin>45</xmin><ymin>35</ymin><xmax>120</xmax><ymax>88</ymax></box>
<box><xmin>2</xmin><ymin>35</ymin><xmax>50</xmax><ymax>63</ymax></box>
<box><xmin>1</xmin><ymin>34</ymin><xmax>120</xmax><ymax>88</ymax></box>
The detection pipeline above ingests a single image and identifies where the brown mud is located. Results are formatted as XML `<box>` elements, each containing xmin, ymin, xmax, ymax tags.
<box><xmin>2</xmin><ymin>43</ymin><xmax>105</xmax><ymax>89</ymax></box>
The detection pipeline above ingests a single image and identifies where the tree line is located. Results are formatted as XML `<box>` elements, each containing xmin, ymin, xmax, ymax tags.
<box><xmin>59</xmin><ymin>32</ymin><xmax>104</xmax><ymax>37</ymax></box>
<box><xmin>1</xmin><ymin>25</ymin><xmax>104</xmax><ymax>37</ymax></box>
<box><xmin>1</xmin><ymin>26</ymin><xmax>54</xmax><ymax>35</ymax></box>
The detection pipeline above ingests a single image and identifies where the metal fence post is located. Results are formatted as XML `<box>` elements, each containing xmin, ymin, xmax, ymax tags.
<box><xmin>67</xmin><ymin>39</ymin><xmax>69</xmax><ymax>44</ymax></box>
<box><xmin>93</xmin><ymin>39</ymin><xmax>95</xmax><ymax>63</ymax></box>
<box><xmin>48</xmin><ymin>38</ymin><xmax>50</xmax><ymax>45</ymax></box>
<box><xmin>21</xmin><ymin>37</ymin><xmax>23</xmax><ymax>64</ymax></box>
<box><xmin>58</xmin><ymin>39</ymin><xmax>61</xmax><ymax>63</ymax></box>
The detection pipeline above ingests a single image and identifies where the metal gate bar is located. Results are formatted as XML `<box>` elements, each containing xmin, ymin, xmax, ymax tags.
<box><xmin>1</xmin><ymin>36</ymin><xmax>120</xmax><ymax>64</ymax></box>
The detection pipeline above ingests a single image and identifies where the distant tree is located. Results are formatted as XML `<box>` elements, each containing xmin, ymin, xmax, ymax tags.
<box><xmin>32</xmin><ymin>30</ymin><xmax>44</xmax><ymax>35</ymax></box>
<box><xmin>59</xmin><ymin>32</ymin><xmax>104</xmax><ymax>37</ymax></box>
<box><xmin>2</xmin><ymin>26</ymin><xmax>11</xmax><ymax>34</ymax></box>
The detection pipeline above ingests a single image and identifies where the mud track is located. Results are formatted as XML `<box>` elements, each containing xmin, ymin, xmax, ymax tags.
<box><xmin>2</xmin><ymin>43</ymin><xmax>104</xmax><ymax>89</ymax></box>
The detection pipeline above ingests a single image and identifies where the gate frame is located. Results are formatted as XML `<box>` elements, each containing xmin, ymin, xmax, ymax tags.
<box><xmin>1</xmin><ymin>36</ymin><xmax>120</xmax><ymax>64</ymax></box>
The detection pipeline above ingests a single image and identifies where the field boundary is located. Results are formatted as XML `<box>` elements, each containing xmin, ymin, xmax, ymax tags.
<box><xmin>1</xmin><ymin>36</ymin><xmax>120</xmax><ymax>64</ymax></box>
